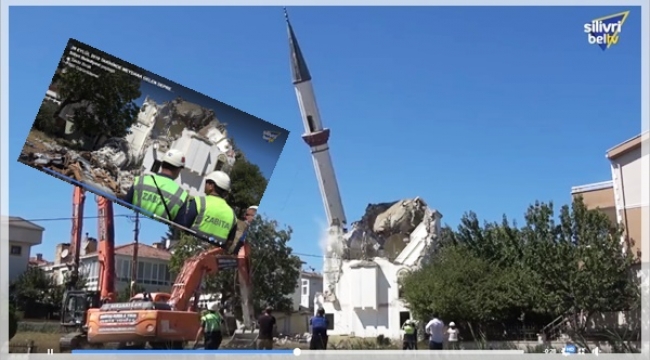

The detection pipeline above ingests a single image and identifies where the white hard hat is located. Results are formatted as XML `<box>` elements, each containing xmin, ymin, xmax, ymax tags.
<box><xmin>449</xmin><ymin>321</ymin><xmax>456</xmax><ymax>327</ymax></box>
<box><xmin>205</xmin><ymin>171</ymin><xmax>231</xmax><ymax>192</ymax></box>
<box><xmin>161</xmin><ymin>149</ymin><xmax>185</xmax><ymax>167</ymax></box>
<box><xmin>248</xmin><ymin>206</ymin><xmax>258</xmax><ymax>211</ymax></box>
<box><xmin>207</xmin><ymin>302</ymin><xmax>220</xmax><ymax>311</ymax></box>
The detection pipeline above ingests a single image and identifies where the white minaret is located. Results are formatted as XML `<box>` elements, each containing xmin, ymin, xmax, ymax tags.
<box><xmin>285</xmin><ymin>9</ymin><xmax>347</xmax><ymax>230</ymax></box>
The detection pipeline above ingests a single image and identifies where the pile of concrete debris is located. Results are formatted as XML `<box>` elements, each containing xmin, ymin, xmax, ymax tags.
<box><xmin>19</xmin><ymin>140</ymin><xmax>136</xmax><ymax>196</ymax></box>
<box><xmin>344</xmin><ymin>197</ymin><xmax>428</xmax><ymax>261</ymax></box>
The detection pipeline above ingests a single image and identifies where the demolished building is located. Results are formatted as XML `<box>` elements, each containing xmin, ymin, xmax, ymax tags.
<box><xmin>314</xmin><ymin>198</ymin><xmax>442</xmax><ymax>339</ymax></box>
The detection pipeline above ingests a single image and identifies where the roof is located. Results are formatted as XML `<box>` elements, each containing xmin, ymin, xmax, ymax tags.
<box><xmin>284</xmin><ymin>8</ymin><xmax>312</xmax><ymax>84</ymax></box>
<box><xmin>114</xmin><ymin>243</ymin><xmax>171</xmax><ymax>261</ymax></box>
<box><xmin>29</xmin><ymin>257</ymin><xmax>51</xmax><ymax>266</ymax></box>
<box><xmin>6</xmin><ymin>216</ymin><xmax>45</xmax><ymax>231</ymax></box>
<box><xmin>606</xmin><ymin>132</ymin><xmax>648</xmax><ymax>159</ymax></box>
<box><xmin>570</xmin><ymin>180</ymin><xmax>614</xmax><ymax>194</ymax></box>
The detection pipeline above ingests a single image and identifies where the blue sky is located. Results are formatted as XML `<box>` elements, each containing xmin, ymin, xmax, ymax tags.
<box><xmin>8</xmin><ymin>6</ymin><xmax>642</xmax><ymax>269</ymax></box>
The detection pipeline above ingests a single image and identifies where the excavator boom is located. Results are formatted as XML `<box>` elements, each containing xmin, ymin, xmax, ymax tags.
<box><xmin>68</xmin><ymin>186</ymin><xmax>86</xmax><ymax>289</ymax></box>
<box><xmin>96</xmin><ymin>195</ymin><xmax>116</xmax><ymax>302</ymax></box>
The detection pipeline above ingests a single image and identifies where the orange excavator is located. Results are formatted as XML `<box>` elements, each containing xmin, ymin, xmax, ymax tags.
<box><xmin>59</xmin><ymin>186</ymin><xmax>255</xmax><ymax>351</ymax></box>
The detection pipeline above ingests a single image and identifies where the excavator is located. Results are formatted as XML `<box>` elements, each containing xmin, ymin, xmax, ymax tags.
<box><xmin>59</xmin><ymin>186</ymin><xmax>256</xmax><ymax>351</ymax></box>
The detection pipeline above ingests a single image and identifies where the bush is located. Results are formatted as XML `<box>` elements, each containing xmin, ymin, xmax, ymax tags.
<box><xmin>9</xmin><ymin>305</ymin><xmax>18</xmax><ymax>340</ymax></box>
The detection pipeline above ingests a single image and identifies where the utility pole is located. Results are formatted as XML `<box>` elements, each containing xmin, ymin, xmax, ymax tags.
<box><xmin>130</xmin><ymin>212</ymin><xmax>140</xmax><ymax>297</ymax></box>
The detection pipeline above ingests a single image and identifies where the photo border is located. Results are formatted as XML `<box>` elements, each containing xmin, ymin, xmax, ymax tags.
<box><xmin>2</xmin><ymin>1</ymin><xmax>648</xmax><ymax>358</ymax></box>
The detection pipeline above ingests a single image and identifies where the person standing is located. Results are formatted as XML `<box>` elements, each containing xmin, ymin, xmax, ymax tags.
<box><xmin>125</xmin><ymin>149</ymin><xmax>189</xmax><ymax>224</ymax></box>
<box><xmin>257</xmin><ymin>307</ymin><xmax>276</xmax><ymax>350</ymax></box>
<box><xmin>425</xmin><ymin>313</ymin><xmax>445</xmax><ymax>350</ymax></box>
<box><xmin>309</xmin><ymin>308</ymin><xmax>329</xmax><ymax>350</ymax></box>
<box><xmin>194</xmin><ymin>302</ymin><xmax>224</xmax><ymax>350</ymax></box>
<box><xmin>446</xmin><ymin>321</ymin><xmax>460</xmax><ymax>349</ymax></box>
<box><xmin>401</xmin><ymin>319</ymin><xmax>418</xmax><ymax>350</ymax></box>
<box><xmin>183</xmin><ymin>171</ymin><xmax>237</xmax><ymax>246</ymax></box>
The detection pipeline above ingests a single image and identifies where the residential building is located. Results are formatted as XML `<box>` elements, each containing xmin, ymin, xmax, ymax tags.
<box><xmin>570</xmin><ymin>132</ymin><xmax>647</xmax><ymax>329</ymax></box>
<box><xmin>40</xmin><ymin>239</ymin><xmax>173</xmax><ymax>294</ymax></box>
<box><xmin>6</xmin><ymin>216</ymin><xmax>44</xmax><ymax>282</ymax></box>
<box><xmin>292</xmin><ymin>271</ymin><xmax>323</xmax><ymax>312</ymax></box>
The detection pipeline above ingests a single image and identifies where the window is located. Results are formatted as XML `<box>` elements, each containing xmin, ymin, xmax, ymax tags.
<box><xmin>302</xmin><ymin>285</ymin><xmax>308</xmax><ymax>295</ymax></box>
<box><xmin>10</xmin><ymin>245</ymin><xmax>22</xmax><ymax>256</ymax></box>
<box><xmin>399</xmin><ymin>311</ymin><xmax>411</xmax><ymax>327</ymax></box>
<box><xmin>137</xmin><ymin>262</ymin><xmax>145</xmax><ymax>281</ymax></box>
<box><xmin>165</xmin><ymin>265</ymin><xmax>172</xmax><ymax>283</ymax></box>
<box><xmin>307</xmin><ymin>115</ymin><xmax>316</xmax><ymax>132</ymax></box>
<box><xmin>121</xmin><ymin>260</ymin><xmax>131</xmax><ymax>281</ymax></box>
<box><xmin>144</xmin><ymin>263</ymin><xmax>152</xmax><ymax>284</ymax></box>
<box><xmin>157</xmin><ymin>264</ymin><xmax>165</xmax><ymax>284</ymax></box>
<box><xmin>325</xmin><ymin>313</ymin><xmax>334</xmax><ymax>330</ymax></box>
<box><xmin>152</xmin><ymin>264</ymin><xmax>159</xmax><ymax>284</ymax></box>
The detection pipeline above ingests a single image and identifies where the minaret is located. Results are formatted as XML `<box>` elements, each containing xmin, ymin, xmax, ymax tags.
<box><xmin>285</xmin><ymin>9</ymin><xmax>347</xmax><ymax>230</ymax></box>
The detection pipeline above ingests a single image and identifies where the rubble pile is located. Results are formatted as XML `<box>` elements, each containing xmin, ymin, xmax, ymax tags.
<box><xmin>19</xmin><ymin>139</ymin><xmax>136</xmax><ymax>197</ymax></box>
<box><xmin>343</xmin><ymin>197</ymin><xmax>428</xmax><ymax>261</ymax></box>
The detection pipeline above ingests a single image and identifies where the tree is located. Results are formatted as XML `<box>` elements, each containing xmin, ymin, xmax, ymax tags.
<box><xmin>53</xmin><ymin>64</ymin><xmax>141</xmax><ymax>141</ymax></box>
<box><xmin>226</xmin><ymin>154</ymin><xmax>268</xmax><ymax>217</ymax></box>
<box><xmin>169</xmin><ymin>214</ymin><xmax>302</xmax><ymax>318</ymax></box>
<box><xmin>400</xmin><ymin>197</ymin><xmax>640</xmax><ymax>335</ymax></box>
<box><xmin>33</xmin><ymin>101</ymin><xmax>60</xmax><ymax>134</ymax></box>
<box><xmin>9</xmin><ymin>304</ymin><xmax>18</xmax><ymax>340</ymax></box>
<box><xmin>9</xmin><ymin>267</ymin><xmax>58</xmax><ymax>318</ymax></box>
<box><xmin>49</xmin><ymin>272</ymin><xmax>89</xmax><ymax>310</ymax></box>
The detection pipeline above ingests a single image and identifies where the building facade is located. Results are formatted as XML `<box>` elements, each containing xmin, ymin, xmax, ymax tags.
<box><xmin>291</xmin><ymin>271</ymin><xmax>323</xmax><ymax>311</ymax></box>
<box><xmin>40</xmin><ymin>240</ymin><xmax>173</xmax><ymax>294</ymax></box>
<box><xmin>6</xmin><ymin>216</ymin><xmax>44</xmax><ymax>282</ymax></box>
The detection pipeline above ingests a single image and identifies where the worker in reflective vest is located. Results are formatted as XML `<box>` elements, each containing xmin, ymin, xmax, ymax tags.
<box><xmin>185</xmin><ymin>171</ymin><xmax>237</xmax><ymax>246</ymax></box>
<box><xmin>125</xmin><ymin>149</ymin><xmax>189</xmax><ymax>224</ymax></box>
<box><xmin>402</xmin><ymin>319</ymin><xmax>418</xmax><ymax>350</ymax></box>
<box><xmin>309</xmin><ymin>308</ymin><xmax>329</xmax><ymax>350</ymax></box>
<box><xmin>195</xmin><ymin>302</ymin><xmax>224</xmax><ymax>349</ymax></box>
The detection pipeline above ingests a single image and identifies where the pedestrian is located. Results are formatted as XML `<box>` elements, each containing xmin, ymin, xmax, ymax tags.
<box><xmin>401</xmin><ymin>319</ymin><xmax>418</xmax><ymax>350</ymax></box>
<box><xmin>125</xmin><ymin>149</ymin><xmax>189</xmax><ymax>224</ymax></box>
<box><xmin>183</xmin><ymin>171</ymin><xmax>238</xmax><ymax>246</ymax></box>
<box><xmin>309</xmin><ymin>308</ymin><xmax>329</xmax><ymax>350</ymax></box>
<box><xmin>425</xmin><ymin>313</ymin><xmax>445</xmax><ymax>350</ymax></box>
<box><xmin>194</xmin><ymin>302</ymin><xmax>224</xmax><ymax>350</ymax></box>
<box><xmin>231</xmin><ymin>205</ymin><xmax>257</xmax><ymax>255</ymax></box>
<box><xmin>447</xmin><ymin>321</ymin><xmax>460</xmax><ymax>349</ymax></box>
<box><xmin>257</xmin><ymin>307</ymin><xmax>276</xmax><ymax>350</ymax></box>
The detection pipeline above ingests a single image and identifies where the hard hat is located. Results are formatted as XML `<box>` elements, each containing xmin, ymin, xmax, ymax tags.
<box><xmin>449</xmin><ymin>321</ymin><xmax>456</xmax><ymax>327</ymax></box>
<box><xmin>205</xmin><ymin>171</ymin><xmax>231</xmax><ymax>192</ymax></box>
<box><xmin>161</xmin><ymin>149</ymin><xmax>185</xmax><ymax>167</ymax></box>
<box><xmin>207</xmin><ymin>302</ymin><xmax>220</xmax><ymax>312</ymax></box>
<box><xmin>248</xmin><ymin>205</ymin><xmax>258</xmax><ymax>211</ymax></box>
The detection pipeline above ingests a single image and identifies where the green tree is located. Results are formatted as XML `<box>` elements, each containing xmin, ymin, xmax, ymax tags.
<box><xmin>53</xmin><ymin>64</ymin><xmax>141</xmax><ymax>141</ymax></box>
<box><xmin>169</xmin><ymin>214</ymin><xmax>302</xmax><ymax>318</ymax></box>
<box><xmin>49</xmin><ymin>272</ymin><xmax>89</xmax><ymax>309</ymax></box>
<box><xmin>400</xmin><ymin>197</ymin><xmax>639</xmax><ymax>334</ymax></box>
<box><xmin>226</xmin><ymin>154</ymin><xmax>268</xmax><ymax>217</ymax></box>
<box><xmin>9</xmin><ymin>303</ymin><xmax>18</xmax><ymax>340</ymax></box>
<box><xmin>33</xmin><ymin>101</ymin><xmax>60</xmax><ymax>134</ymax></box>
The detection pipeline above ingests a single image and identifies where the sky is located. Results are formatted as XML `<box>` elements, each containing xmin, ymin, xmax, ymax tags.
<box><xmin>7</xmin><ymin>6</ymin><xmax>642</xmax><ymax>270</ymax></box>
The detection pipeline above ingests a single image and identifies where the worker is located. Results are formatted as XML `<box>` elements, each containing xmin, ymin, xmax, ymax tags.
<box><xmin>309</xmin><ymin>308</ymin><xmax>329</xmax><ymax>350</ymax></box>
<box><xmin>183</xmin><ymin>171</ymin><xmax>238</xmax><ymax>246</ymax></box>
<box><xmin>124</xmin><ymin>149</ymin><xmax>189</xmax><ymax>224</ymax></box>
<box><xmin>402</xmin><ymin>319</ymin><xmax>418</xmax><ymax>350</ymax></box>
<box><xmin>231</xmin><ymin>205</ymin><xmax>258</xmax><ymax>255</ymax></box>
<box><xmin>257</xmin><ymin>307</ymin><xmax>276</xmax><ymax>350</ymax></box>
<box><xmin>194</xmin><ymin>302</ymin><xmax>224</xmax><ymax>350</ymax></box>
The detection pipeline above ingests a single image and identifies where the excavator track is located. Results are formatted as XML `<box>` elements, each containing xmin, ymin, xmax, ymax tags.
<box><xmin>59</xmin><ymin>332</ymin><xmax>91</xmax><ymax>352</ymax></box>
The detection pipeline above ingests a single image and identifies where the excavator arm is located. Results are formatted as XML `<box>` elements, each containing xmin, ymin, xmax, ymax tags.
<box><xmin>167</xmin><ymin>241</ymin><xmax>254</xmax><ymax>328</ymax></box>
<box><xmin>67</xmin><ymin>186</ymin><xmax>86</xmax><ymax>290</ymax></box>
<box><xmin>96</xmin><ymin>195</ymin><xmax>116</xmax><ymax>303</ymax></box>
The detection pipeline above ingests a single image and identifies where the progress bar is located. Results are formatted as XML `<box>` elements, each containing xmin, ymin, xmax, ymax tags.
<box><xmin>71</xmin><ymin>349</ymin><xmax>525</xmax><ymax>355</ymax></box>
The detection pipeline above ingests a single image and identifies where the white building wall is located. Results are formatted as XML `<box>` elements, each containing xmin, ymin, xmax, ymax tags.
<box><xmin>291</xmin><ymin>273</ymin><xmax>324</xmax><ymax>311</ymax></box>
<box><xmin>7</xmin><ymin>220</ymin><xmax>44</xmax><ymax>282</ymax></box>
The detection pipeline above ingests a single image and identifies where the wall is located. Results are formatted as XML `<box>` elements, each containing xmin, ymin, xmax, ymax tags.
<box><xmin>321</xmin><ymin>258</ymin><xmax>411</xmax><ymax>339</ymax></box>
<box><xmin>8</xmin><ymin>223</ymin><xmax>43</xmax><ymax>282</ymax></box>
<box><xmin>274</xmin><ymin>312</ymin><xmax>311</xmax><ymax>335</ymax></box>
<box><xmin>293</xmin><ymin>273</ymin><xmax>324</xmax><ymax>311</ymax></box>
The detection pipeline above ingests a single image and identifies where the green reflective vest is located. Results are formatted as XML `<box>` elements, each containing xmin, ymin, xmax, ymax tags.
<box><xmin>191</xmin><ymin>195</ymin><xmax>235</xmax><ymax>242</ymax></box>
<box><xmin>201</xmin><ymin>312</ymin><xmax>221</xmax><ymax>333</ymax></box>
<box><xmin>403</xmin><ymin>324</ymin><xmax>415</xmax><ymax>335</ymax></box>
<box><xmin>132</xmin><ymin>174</ymin><xmax>188</xmax><ymax>220</ymax></box>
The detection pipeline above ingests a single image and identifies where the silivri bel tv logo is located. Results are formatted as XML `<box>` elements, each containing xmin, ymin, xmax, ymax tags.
<box><xmin>584</xmin><ymin>11</ymin><xmax>629</xmax><ymax>51</ymax></box>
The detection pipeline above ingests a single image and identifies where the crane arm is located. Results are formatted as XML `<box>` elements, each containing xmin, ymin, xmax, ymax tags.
<box><xmin>167</xmin><ymin>243</ymin><xmax>253</xmax><ymax>318</ymax></box>
<box><xmin>96</xmin><ymin>196</ymin><xmax>116</xmax><ymax>303</ymax></box>
<box><xmin>67</xmin><ymin>186</ymin><xmax>86</xmax><ymax>289</ymax></box>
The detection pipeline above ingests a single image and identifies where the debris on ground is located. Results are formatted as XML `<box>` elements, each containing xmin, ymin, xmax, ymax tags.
<box><xmin>19</xmin><ymin>137</ymin><xmax>136</xmax><ymax>197</ymax></box>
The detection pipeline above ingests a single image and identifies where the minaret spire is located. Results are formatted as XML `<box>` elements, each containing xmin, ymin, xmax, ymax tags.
<box><xmin>284</xmin><ymin>7</ymin><xmax>312</xmax><ymax>84</ymax></box>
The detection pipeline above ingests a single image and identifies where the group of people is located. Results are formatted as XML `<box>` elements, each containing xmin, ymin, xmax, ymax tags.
<box><xmin>402</xmin><ymin>313</ymin><xmax>460</xmax><ymax>350</ymax></box>
<box><xmin>123</xmin><ymin>148</ymin><xmax>257</xmax><ymax>252</ymax></box>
